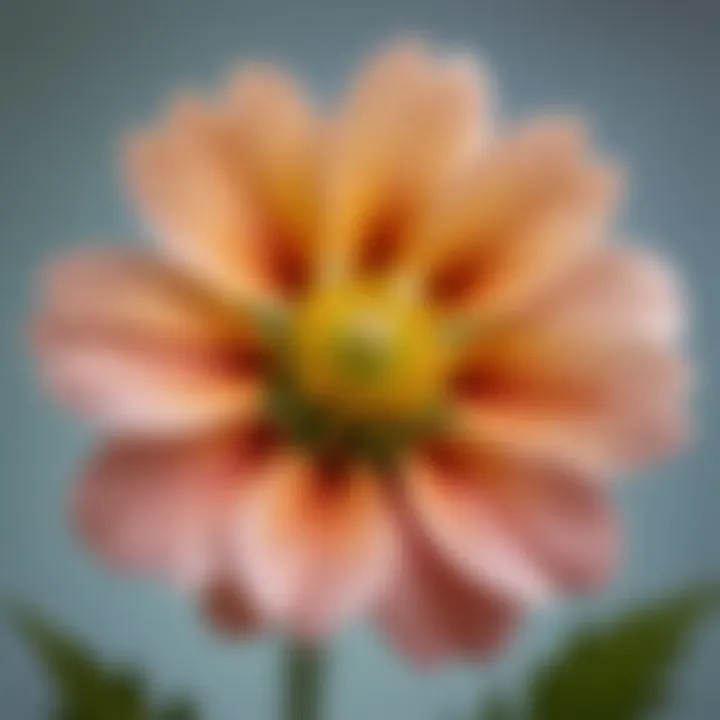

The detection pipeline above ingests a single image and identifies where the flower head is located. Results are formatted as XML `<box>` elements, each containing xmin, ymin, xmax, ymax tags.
<box><xmin>32</xmin><ymin>42</ymin><xmax>690</xmax><ymax>663</ymax></box>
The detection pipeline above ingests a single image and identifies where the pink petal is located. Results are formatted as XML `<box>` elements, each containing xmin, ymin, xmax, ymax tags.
<box><xmin>376</xmin><ymin>503</ymin><xmax>520</xmax><ymax>665</ymax></box>
<box><xmin>528</xmin><ymin>246</ymin><xmax>686</xmax><ymax>346</ymax></box>
<box><xmin>230</xmin><ymin>458</ymin><xmax>399</xmax><ymax>638</ymax></box>
<box><xmin>453</xmin><ymin>247</ymin><xmax>691</xmax><ymax>473</ymax></box>
<box><xmin>455</xmin><ymin>360</ymin><xmax>689</xmax><ymax>476</ymax></box>
<box><xmin>498</xmin><ymin>468</ymin><xmax>619</xmax><ymax>591</ymax></box>
<box><xmin>32</xmin><ymin>249</ymin><xmax>262</xmax><ymax>435</ymax></box>
<box><xmin>405</xmin><ymin>439</ymin><xmax>619</xmax><ymax>604</ymax></box>
<box><xmin>74</xmin><ymin>421</ymin><xmax>278</xmax><ymax>588</ymax></box>
<box><xmin>406</xmin><ymin>443</ymin><xmax>552</xmax><ymax>602</ymax></box>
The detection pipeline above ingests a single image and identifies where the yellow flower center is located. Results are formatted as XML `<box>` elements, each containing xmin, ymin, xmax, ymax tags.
<box><xmin>290</xmin><ymin>283</ymin><xmax>448</xmax><ymax>421</ymax></box>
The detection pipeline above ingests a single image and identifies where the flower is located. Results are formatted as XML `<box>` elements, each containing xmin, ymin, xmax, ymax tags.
<box><xmin>31</xmin><ymin>42</ymin><xmax>690</xmax><ymax>664</ymax></box>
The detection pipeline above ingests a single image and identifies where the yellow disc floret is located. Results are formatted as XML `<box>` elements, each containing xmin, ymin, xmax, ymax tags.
<box><xmin>290</xmin><ymin>283</ymin><xmax>448</xmax><ymax>420</ymax></box>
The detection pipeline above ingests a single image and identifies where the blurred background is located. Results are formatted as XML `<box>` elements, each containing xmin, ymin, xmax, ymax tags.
<box><xmin>0</xmin><ymin>0</ymin><xmax>718</xmax><ymax>717</ymax></box>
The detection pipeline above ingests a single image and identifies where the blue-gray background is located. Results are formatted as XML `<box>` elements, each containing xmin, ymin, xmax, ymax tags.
<box><xmin>0</xmin><ymin>0</ymin><xmax>718</xmax><ymax>717</ymax></box>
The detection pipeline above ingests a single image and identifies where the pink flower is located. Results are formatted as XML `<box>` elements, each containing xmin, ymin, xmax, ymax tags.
<box><xmin>31</xmin><ymin>42</ymin><xmax>690</xmax><ymax>664</ymax></box>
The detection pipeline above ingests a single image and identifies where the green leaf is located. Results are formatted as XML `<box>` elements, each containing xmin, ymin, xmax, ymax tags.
<box><xmin>526</xmin><ymin>585</ymin><xmax>719</xmax><ymax>720</ymax></box>
<box><xmin>473</xmin><ymin>584</ymin><xmax>718</xmax><ymax>720</ymax></box>
<box><xmin>11</xmin><ymin>606</ymin><xmax>199</xmax><ymax>720</ymax></box>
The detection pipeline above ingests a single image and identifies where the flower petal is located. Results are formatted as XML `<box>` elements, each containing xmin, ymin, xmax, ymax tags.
<box><xmin>320</xmin><ymin>41</ymin><xmax>490</xmax><ymax>282</ymax></box>
<box><xmin>74</xmin><ymin>422</ymin><xmax>278</xmax><ymax>587</ymax></box>
<box><xmin>406</xmin><ymin>118</ymin><xmax>619</xmax><ymax>318</ymax></box>
<box><xmin>405</xmin><ymin>438</ymin><xmax>619</xmax><ymax>604</ymax></box>
<box><xmin>495</xmin><ymin>464</ymin><xmax>619</xmax><ymax>591</ymax></box>
<box><xmin>231</xmin><ymin>458</ymin><xmax>399</xmax><ymax>638</ymax></box>
<box><xmin>455</xmin><ymin>355</ymin><xmax>689</xmax><ymax>475</ymax></box>
<box><xmin>125</xmin><ymin>93</ymin><xmax>314</xmax><ymax>305</ymax></box>
<box><xmin>32</xmin><ymin>249</ymin><xmax>262</xmax><ymax>435</ymax></box>
<box><xmin>453</xmin><ymin>247</ymin><xmax>690</xmax><ymax>472</ymax></box>
<box><xmin>226</xmin><ymin>65</ymin><xmax>319</xmax><ymax>257</ymax></box>
<box><xmin>405</xmin><ymin>441</ymin><xmax>552</xmax><ymax>602</ymax></box>
<box><xmin>201</xmin><ymin>578</ymin><xmax>261</xmax><ymax>636</ymax></box>
<box><xmin>376</xmin><ymin>503</ymin><xmax>519</xmax><ymax>665</ymax></box>
<box><xmin>526</xmin><ymin>246</ymin><xmax>686</xmax><ymax>346</ymax></box>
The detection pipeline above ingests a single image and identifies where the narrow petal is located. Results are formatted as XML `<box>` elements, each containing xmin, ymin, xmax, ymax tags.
<box><xmin>405</xmin><ymin>438</ymin><xmax>619</xmax><ymax>604</ymax></box>
<box><xmin>73</xmin><ymin>422</ymin><xmax>278</xmax><ymax>587</ymax></box>
<box><xmin>231</xmin><ymin>458</ymin><xmax>399</xmax><ymax>638</ymax></box>
<box><xmin>320</xmin><ymin>42</ymin><xmax>490</xmax><ymax>282</ymax></box>
<box><xmin>226</xmin><ymin>66</ymin><xmax>319</xmax><ymax>255</ymax></box>
<box><xmin>376</xmin><ymin>503</ymin><xmax>519</xmax><ymax>665</ymax></box>
<box><xmin>32</xmin><ymin>249</ymin><xmax>262</xmax><ymax>435</ymax></box>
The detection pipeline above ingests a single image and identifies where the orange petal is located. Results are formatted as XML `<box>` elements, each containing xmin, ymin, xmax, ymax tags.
<box><xmin>226</xmin><ymin>65</ymin><xmax>319</xmax><ymax>257</ymax></box>
<box><xmin>319</xmin><ymin>41</ymin><xmax>490</xmax><ymax>283</ymax></box>
<box><xmin>231</xmin><ymin>458</ymin><xmax>399</xmax><ymax>638</ymax></box>
<box><xmin>456</xmin><ymin>165</ymin><xmax>620</xmax><ymax>320</ymax></box>
<box><xmin>405</xmin><ymin>438</ymin><xmax>619</xmax><ymax>603</ymax></box>
<box><xmin>376</xmin><ymin>503</ymin><xmax>520</xmax><ymax>665</ymax></box>
<box><xmin>32</xmin><ymin>249</ymin><xmax>262</xmax><ymax>435</ymax></box>
<box><xmin>125</xmin><ymin>99</ymin><xmax>302</xmax><ymax>306</ymax></box>
<box><xmin>455</xmin><ymin>350</ymin><xmax>689</xmax><ymax>475</ymax></box>
<box><xmin>406</xmin><ymin>118</ymin><xmax>619</xmax><ymax>317</ymax></box>
<box><xmin>73</xmin><ymin>422</ymin><xmax>278</xmax><ymax>587</ymax></box>
<box><xmin>452</xmin><ymin>247</ymin><xmax>690</xmax><ymax>472</ymax></box>
<box><xmin>403</xmin><ymin>119</ymin><xmax>585</xmax><ymax>268</ymax></box>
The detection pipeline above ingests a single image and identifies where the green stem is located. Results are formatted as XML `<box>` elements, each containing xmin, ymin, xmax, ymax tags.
<box><xmin>283</xmin><ymin>639</ymin><xmax>325</xmax><ymax>720</ymax></box>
